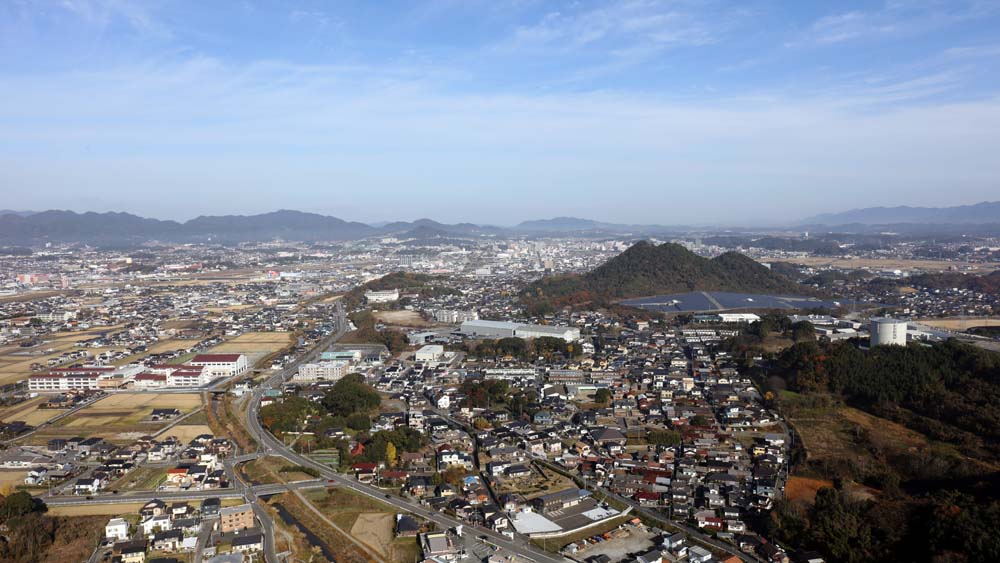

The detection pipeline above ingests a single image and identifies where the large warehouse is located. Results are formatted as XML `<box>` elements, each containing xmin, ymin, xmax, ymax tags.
<box><xmin>460</xmin><ymin>320</ymin><xmax>581</xmax><ymax>342</ymax></box>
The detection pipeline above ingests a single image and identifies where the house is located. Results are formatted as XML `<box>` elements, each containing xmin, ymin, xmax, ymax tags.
<box><xmin>141</xmin><ymin>514</ymin><xmax>172</xmax><ymax>536</ymax></box>
<box><xmin>420</xmin><ymin>531</ymin><xmax>459</xmax><ymax>560</ymax></box>
<box><xmin>395</xmin><ymin>514</ymin><xmax>421</xmax><ymax>537</ymax></box>
<box><xmin>106</xmin><ymin>518</ymin><xmax>130</xmax><ymax>541</ymax></box>
<box><xmin>232</xmin><ymin>531</ymin><xmax>264</xmax><ymax>553</ymax></box>
<box><xmin>531</xmin><ymin>488</ymin><xmax>590</xmax><ymax>515</ymax></box>
<box><xmin>152</xmin><ymin>530</ymin><xmax>183</xmax><ymax>552</ymax></box>
<box><xmin>116</xmin><ymin>540</ymin><xmax>148</xmax><ymax>563</ymax></box>
<box><xmin>74</xmin><ymin>477</ymin><xmax>101</xmax><ymax>495</ymax></box>
<box><xmin>201</xmin><ymin>497</ymin><xmax>221</xmax><ymax>518</ymax></box>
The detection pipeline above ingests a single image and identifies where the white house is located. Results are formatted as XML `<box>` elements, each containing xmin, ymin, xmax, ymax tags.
<box><xmin>141</xmin><ymin>514</ymin><xmax>172</xmax><ymax>536</ymax></box>
<box><xmin>105</xmin><ymin>518</ymin><xmax>130</xmax><ymax>541</ymax></box>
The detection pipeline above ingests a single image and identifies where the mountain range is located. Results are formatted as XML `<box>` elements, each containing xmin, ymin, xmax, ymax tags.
<box><xmin>522</xmin><ymin>240</ymin><xmax>804</xmax><ymax>309</ymax></box>
<box><xmin>802</xmin><ymin>201</ymin><xmax>1000</xmax><ymax>226</ymax></box>
<box><xmin>2</xmin><ymin>201</ymin><xmax>999</xmax><ymax>244</ymax></box>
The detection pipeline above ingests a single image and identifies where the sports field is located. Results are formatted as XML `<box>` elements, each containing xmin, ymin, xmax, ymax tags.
<box><xmin>208</xmin><ymin>332</ymin><xmax>293</xmax><ymax>355</ymax></box>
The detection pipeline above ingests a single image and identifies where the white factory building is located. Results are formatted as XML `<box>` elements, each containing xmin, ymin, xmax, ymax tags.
<box><xmin>432</xmin><ymin>309</ymin><xmax>479</xmax><ymax>323</ymax></box>
<box><xmin>414</xmin><ymin>344</ymin><xmax>445</xmax><ymax>363</ymax></box>
<box><xmin>870</xmin><ymin>317</ymin><xmax>908</xmax><ymax>346</ymax></box>
<box><xmin>365</xmin><ymin>289</ymin><xmax>400</xmax><ymax>303</ymax></box>
<box><xmin>460</xmin><ymin>320</ymin><xmax>581</xmax><ymax>342</ymax></box>
<box><xmin>189</xmin><ymin>354</ymin><xmax>249</xmax><ymax>378</ymax></box>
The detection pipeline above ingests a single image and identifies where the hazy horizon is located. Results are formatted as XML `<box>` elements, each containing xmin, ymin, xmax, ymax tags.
<box><xmin>3</xmin><ymin>1</ymin><xmax>1000</xmax><ymax>224</ymax></box>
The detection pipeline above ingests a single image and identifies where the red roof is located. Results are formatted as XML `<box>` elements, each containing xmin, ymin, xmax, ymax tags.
<box><xmin>191</xmin><ymin>354</ymin><xmax>243</xmax><ymax>364</ymax></box>
<box><xmin>136</xmin><ymin>373</ymin><xmax>167</xmax><ymax>381</ymax></box>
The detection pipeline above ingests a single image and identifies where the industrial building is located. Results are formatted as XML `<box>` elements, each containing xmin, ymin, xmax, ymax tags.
<box><xmin>459</xmin><ymin>320</ymin><xmax>581</xmax><ymax>342</ymax></box>
<box><xmin>870</xmin><ymin>317</ymin><xmax>908</xmax><ymax>346</ymax></box>
<box><xmin>414</xmin><ymin>344</ymin><xmax>445</xmax><ymax>363</ymax></box>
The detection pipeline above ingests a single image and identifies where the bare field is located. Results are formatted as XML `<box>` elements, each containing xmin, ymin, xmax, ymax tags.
<box><xmin>373</xmin><ymin>310</ymin><xmax>433</xmax><ymax>328</ymax></box>
<box><xmin>0</xmin><ymin>470</ymin><xmax>28</xmax><ymax>489</ymax></box>
<box><xmin>33</xmin><ymin>393</ymin><xmax>203</xmax><ymax>442</ymax></box>
<box><xmin>350</xmin><ymin>512</ymin><xmax>394</xmax><ymax>557</ymax></box>
<box><xmin>916</xmin><ymin>317</ymin><xmax>1000</xmax><ymax>330</ymax></box>
<box><xmin>208</xmin><ymin>332</ymin><xmax>293</xmax><ymax>355</ymax></box>
<box><xmin>785</xmin><ymin>476</ymin><xmax>834</xmax><ymax>503</ymax></box>
<box><xmin>0</xmin><ymin>397</ymin><xmax>66</xmax><ymax>426</ymax></box>
<box><xmin>47</xmin><ymin>503</ymin><xmax>146</xmax><ymax>517</ymax></box>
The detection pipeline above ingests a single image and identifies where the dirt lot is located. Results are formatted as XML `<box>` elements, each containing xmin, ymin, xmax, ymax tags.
<box><xmin>785</xmin><ymin>476</ymin><xmax>834</xmax><ymax>503</ymax></box>
<box><xmin>0</xmin><ymin>470</ymin><xmax>28</xmax><ymax>490</ymax></box>
<box><xmin>373</xmin><ymin>310</ymin><xmax>433</xmax><ymax>328</ymax></box>
<box><xmin>351</xmin><ymin>512</ymin><xmax>394</xmax><ymax>557</ymax></box>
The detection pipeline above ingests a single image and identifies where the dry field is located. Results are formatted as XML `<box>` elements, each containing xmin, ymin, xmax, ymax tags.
<box><xmin>373</xmin><ymin>310</ymin><xmax>433</xmax><ymax>328</ymax></box>
<box><xmin>145</xmin><ymin>338</ymin><xmax>193</xmax><ymax>354</ymax></box>
<box><xmin>46</xmin><ymin>502</ymin><xmax>147</xmax><ymax>517</ymax></box>
<box><xmin>32</xmin><ymin>393</ymin><xmax>202</xmax><ymax>442</ymax></box>
<box><xmin>0</xmin><ymin>397</ymin><xmax>66</xmax><ymax>426</ymax></box>
<box><xmin>916</xmin><ymin>317</ymin><xmax>1000</xmax><ymax>330</ymax></box>
<box><xmin>771</xmin><ymin>256</ymin><xmax>983</xmax><ymax>273</ymax></box>
<box><xmin>159</xmin><ymin>424</ymin><xmax>213</xmax><ymax>442</ymax></box>
<box><xmin>209</xmin><ymin>332</ymin><xmax>293</xmax><ymax>355</ymax></box>
<box><xmin>0</xmin><ymin>470</ymin><xmax>28</xmax><ymax>489</ymax></box>
<box><xmin>351</xmin><ymin>512</ymin><xmax>394</xmax><ymax>557</ymax></box>
<box><xmin>790</xmin><ymin>404</ymin><xmax>927</xmax><ymax>463</ymax></box>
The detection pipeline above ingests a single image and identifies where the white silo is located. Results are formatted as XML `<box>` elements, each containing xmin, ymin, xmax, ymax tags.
<box><xmin>870</xmin><ymin>317</ymin><xmax>907</xmax><ymax>346</ymax></box>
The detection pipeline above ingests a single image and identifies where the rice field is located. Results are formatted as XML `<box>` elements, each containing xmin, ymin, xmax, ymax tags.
<box><xmin>0</xmin><ymin>397</ymin><xmax>66</xmax><ymax>426</ymax></box>
<box><xmin>158</xmin><ymin>424</ymin><xmax>213</xmax><ymax>442</ymax></box>
<box><xmin>30</xmin><ymin>393</ymin><xmax>204</xmax><ymax>443</ymax></box>
<box><xmin>0</xmin><ymin>326</ymin><xmax>123</xmax><ymax>386</ymax></box>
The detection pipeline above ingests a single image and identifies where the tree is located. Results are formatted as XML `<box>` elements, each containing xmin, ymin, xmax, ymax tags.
<box><xmin>689</xmin><ymin>415</ymin><xmax>710</xmax><ymax>427</ymax></box>
<box><xmin>648</xmin><ymin>429</ymin><xmax>681</xmax><ymax>446</ymax></box>
<box><xmin>385</xmin><ymin>442</ymin><xmax>397</xmax><ymax>467</ymax></box>
<box><xmin>792</xmin><ymin>320</ymin><xmax>816</xmax><ymax>342</ymax></box>
<box><xmin>594</xmin><ymin>388</ymin><xmax>612</xmax><ymax>405</ymax></box>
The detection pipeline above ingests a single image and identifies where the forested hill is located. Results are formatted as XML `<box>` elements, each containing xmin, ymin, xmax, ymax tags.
<box><xmin>522</xmin><ymin>241</ymin><xmax>804</xmax><ymax>308</ymax></box>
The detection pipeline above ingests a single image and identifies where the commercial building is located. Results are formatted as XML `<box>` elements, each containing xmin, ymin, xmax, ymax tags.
<box><xmin>365</xmin><ymin>289</ymin><xmax>400</xmax><ymax>303</ymax></box>
<box><xmin>432</xmin><ymin>309</ymin><xmax>479</xmax><ymax>323</ymax></box>
<box><xmin>414</xmin><ymin>345</ymin><xmax>445</xmax><ymax>363</ymax></box>
<box><xmin>870</xmin><ymin>317</ymin><xmax>907</xmax><ymax>346</ymax></box>
<box><xmin>460</xmin><ymin>320</ymin><xmax>581</xmax><ymax>342</ymax></box>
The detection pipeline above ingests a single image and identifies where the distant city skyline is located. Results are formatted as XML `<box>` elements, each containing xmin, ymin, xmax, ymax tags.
<box><xmin>2</xmin><ymin>1</ymin><xmax>1000</xmax><ymax>224</ymax></box>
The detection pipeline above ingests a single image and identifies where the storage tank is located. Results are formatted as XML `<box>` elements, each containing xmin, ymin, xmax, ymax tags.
<box><xmin>870</xmin><ymin>317</ymin><xmax>907</xmax><ymax>346</ymax></box>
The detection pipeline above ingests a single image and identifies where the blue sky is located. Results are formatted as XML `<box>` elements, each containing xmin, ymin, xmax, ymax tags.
<box><xmin>2</xmin><ymin>0</ymin><xmax>1000</xmax><ymax>225</ymax></box>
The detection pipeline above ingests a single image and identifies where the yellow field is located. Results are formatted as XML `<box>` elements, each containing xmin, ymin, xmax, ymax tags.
<box><xmin>374</xmin><ymin>310</ymin><xmax>433</xmax><ymax>328</ymax></box>
<box><xmin>0</xmin><ymin>397</ymin><xmax>66</xmax><ymax>426</ymax></box>
<box><xmin>916</xmin><ymin>317</ymin><xmax>1000</xmax><ymax>330</ymax></box>
<box><xmin>208</xmin><ymin>332</ymin><xmax>293</xmax><ymax>355</ymax></box>
<box><xmin>159</xmin><ymin>424</ymin><xmax>213</xmax><ymax>442</ymax></box>
<box><xmin>46</xmin><ymin>393</ymin><xmax>202</xmax><ymax>436</ymax></box>
<box><xmin>145</xmin><ymin>339</ymin><xmax>193</xmax><ymax>354</ymax></box>
<box><xmin>0</xmin><ymin>471</ymin><xmax>28</xmax><ymax>489</ymax></box>
<box><xmin>0</xmin><ymin>326</ymin><xmax>123</xmax><ymax>386</ymax></box>
<box><xmin>47</xmin><ymin>503</ymin><xmax>146</xmax><ymax>517</ymax></box>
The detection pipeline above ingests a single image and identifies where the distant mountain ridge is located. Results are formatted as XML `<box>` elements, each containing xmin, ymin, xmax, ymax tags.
<box><xmin>522</xmin><ymin>240</ymin><xmax>805</xmax><ymax>308</ymax></box>
<box><xmin>0</xmin><ymin>209</ymin><xmax>676</xmax><ymax>244</ymax></box>
<box><xmin>803</xmin><ymin>201</ymin><xmax>1000</xmax><ymax>226</ymax></box>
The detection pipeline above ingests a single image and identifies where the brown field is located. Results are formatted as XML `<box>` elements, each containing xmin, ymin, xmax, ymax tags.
<box><xmin>32</xmin><ymin>393</ymin><xmax>202</xmax><ymax>442</ymax></box>
<box><xmin>0</xmin><ymin>397</ymin><xmax>66</xmax><ymax>426</ymax></box>
<box><xmin>145</xmin><ymin>338</ymin><xmax>193</xmax><ymax>354</ymax></box>
<box><xmin>771</xmin><ymin>256</ymin><xmax>983</xmax><ymax>273</ymax></box>
<box><xmin>208</xmin><ymin>332</ymin><xmax>293</xmax><ymax>355</ymax></box>
<box><xmin>785</xmin><ymin>476</ymin><xmax>834</xmax><ymax>503</ymax></box>
<box><xmin>158</xmin><ymin>424</ymin><xmax>213</xmax><ymax>442</ymax></box>
<box><xmin>373</xmin><ymin>310</ymin><xmax>433</xmax><ymax>328</ymax></box>
<box><xmin>0</xmin><ymin>470</ymin><xmax>28</xmax><ymax>490</ymax></box>
<box><xmin>351</xmin><ymin>512</ymin><xmax>394</xmax><ymax>557</ymax></box>
<box><xmin>790</xmin><ymin>404</ymin><xmax>927</xmax><ymax>462</ymax></box>
<box><xmin>916</xmin><ymin>317</ymin><xmax>1000</xmax><ymax>330</ymax></box>
<box><xmin>47</xmin><ymin>502</ymin><xmax>146</xmax><ymax>516</ymax></box>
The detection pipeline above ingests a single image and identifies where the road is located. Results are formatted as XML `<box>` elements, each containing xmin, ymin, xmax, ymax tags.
<box><xmin>243</xmin><ymin>302</ymin><xmax>569</xmax><ymax>563</ymax></box>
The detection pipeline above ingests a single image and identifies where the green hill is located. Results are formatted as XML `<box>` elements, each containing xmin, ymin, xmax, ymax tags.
<box><xmin>523</xmin><ymin>241</ymin><xmax>804</xmax><ymax>308</ymax></box>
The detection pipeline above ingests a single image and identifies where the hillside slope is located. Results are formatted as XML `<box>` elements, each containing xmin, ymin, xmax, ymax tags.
<box><xmin>523</xmin><ymin>241</ymin><xmax>803</xmax><ymax>308</ymax></box>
